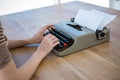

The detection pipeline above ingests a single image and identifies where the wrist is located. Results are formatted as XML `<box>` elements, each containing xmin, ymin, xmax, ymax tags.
<box><xmin>34</xmin><ymin>50</ymin><xmax>47</xmax><ymax>59</ymax></box>
<box><xmin>25</xmin><ymin>38</ymin><xmax>34</xmax><ymax>44</ymax></box>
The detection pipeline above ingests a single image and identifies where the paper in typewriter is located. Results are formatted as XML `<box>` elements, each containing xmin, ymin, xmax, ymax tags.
<box><xmin>91</xmin><ymin>10</ymin><xmax>116</xmax><ymax>30</ymax></box>
<box><xmin>74</xmin><ymin>9</ymin><xmax>116</xmax><ymax>31</ymax></box>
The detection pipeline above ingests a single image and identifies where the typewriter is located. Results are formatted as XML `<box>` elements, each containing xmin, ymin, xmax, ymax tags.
<box><xmin>44</xmin><ymin>20</ymin><xmax>109</xmax><ymax>56</ymax></box>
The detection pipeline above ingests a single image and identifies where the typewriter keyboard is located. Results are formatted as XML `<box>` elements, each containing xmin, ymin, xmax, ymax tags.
<box><xmin>45</xmin><ymin>28</ymin><xmax>74</xmax><ymax>52</ymax></box>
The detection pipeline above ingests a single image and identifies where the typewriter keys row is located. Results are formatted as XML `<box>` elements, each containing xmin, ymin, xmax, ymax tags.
<box><xmin>44</xmin><ymin>28</ymin><xmax>74</xmax><ymax>52</ymax></box>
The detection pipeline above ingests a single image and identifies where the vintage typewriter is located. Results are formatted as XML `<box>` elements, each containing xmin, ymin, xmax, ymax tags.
<box><xmin>44</xmin><ymin>19</ymin><xmax>110</xmax><ymax>56</ymax></box>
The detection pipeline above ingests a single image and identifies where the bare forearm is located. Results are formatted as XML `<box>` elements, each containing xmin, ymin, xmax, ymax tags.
<box><xmin>0</xmin><ymin>51</ymin><xmax>46</xmax><ymax>80</ymax></box>
<box><xmin>0</xmin><ymin>25</ymin><xmax>56</xmax><ymax>80</ymax></box>
<box><xmin>8</xmin><ymin>39</ymin><xmax>32</xmax><ymax>49</ymax></box>
<box><xmin>18</xmin><ymin>51</ymin><xmax>45</xmax><ymax>80</ymax></box>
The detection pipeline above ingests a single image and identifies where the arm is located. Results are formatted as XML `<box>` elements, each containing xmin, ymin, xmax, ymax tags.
<box><xmin>0</xmin><ymin>23</ymin><xmax>59</xmax><ymax>80</ymax></box>
<box><xmin>8</xmin><ymin>39</ymin><xmax>31</xmax><ymax>49</ymax></box>
<box><xmin>8</xmin><ymin>25</ymin><xmax>54</xmax><ymax>49</ymax></box>
<box><xmin>0</xmin><ymin>53</ymin><xmax>43</xmax><ymax>80</ymax></box>
<box><xmin>0</xmin><ymin>34</ymin><xmax>59</xmax><ymax>80</ymax></box>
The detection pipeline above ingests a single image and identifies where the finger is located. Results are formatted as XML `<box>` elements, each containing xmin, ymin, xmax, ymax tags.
<box><xmin>45</xmin><ymin>34</ymin><xmax>53</xmax><ymax>38</ymax></box>
<box><xmin>47</xmin><ymin>34</ymin><xmax>57</xmax><ymax>39</ymax></box>
<box><xmin>47</xmin><ymin>25</ymin><xmax>55</xmax><ymax>30</ymax></box>
<box><xmin>38</xmin><ymin>25</ymin><xmax>54</xmax><ymax>33</ymax></box>
<box><xmin>51</xmin><ymin>38</ymin><xmax>59</xmax><ymax>44</ymax></box>
<box><xmin>39</xmin><ymin>25</ymin><xmax>53</xmax><ymax>33</ymax></box>
<box><xmin>53</xmin><ymin>41</ymin><xmax>60</xmax><ymax>46</ymax></box>
<box><xmin>49</xmin><ymin>35</ymin><xmax>57</xmax><ymax>40</ymax></box>
<box><xmin>45</xmin><ymin>24</ymin><xmax>54</xmax><ymax>29</ymax></box>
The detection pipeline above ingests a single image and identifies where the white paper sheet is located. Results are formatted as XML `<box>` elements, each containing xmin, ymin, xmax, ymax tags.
<box><xmin>74</xmin><ymin>9</ymin><xmax>104</xmax><ymax>31</ymax></box>
<box><xmin>74</xmin><ymin>9</ymin><xmax>117</xmax><ymax>31</ymax></box>
<box><xmin>91</xmin><ymin>10</ymin><xmax>116</xmax><ymax>30</ymax></box>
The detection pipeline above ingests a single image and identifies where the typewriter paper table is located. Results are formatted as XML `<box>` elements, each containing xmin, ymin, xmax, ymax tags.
<box><xmin>0</xmin><ymin>1</ymin><xmax>120</xmax><ymax>80</ymax></box>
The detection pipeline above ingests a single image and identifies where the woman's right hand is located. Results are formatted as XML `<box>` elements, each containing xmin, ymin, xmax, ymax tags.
<box><xmin>36</xmin><ymin>34</ymin><xmax>59</xmax><ymax>57</ymax></box>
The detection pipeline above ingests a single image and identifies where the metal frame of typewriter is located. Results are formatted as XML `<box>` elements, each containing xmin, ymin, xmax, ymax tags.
<box><xmin>53</xmin><ymin>21</ymin><xmax>110</xmax><ymax>56</ymax></box>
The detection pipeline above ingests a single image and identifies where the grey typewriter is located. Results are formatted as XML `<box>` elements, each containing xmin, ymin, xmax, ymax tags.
<box><xmin>45</xmin><ymin>20</ymin><xmax>110</xmax><ymax>56</ymax></box>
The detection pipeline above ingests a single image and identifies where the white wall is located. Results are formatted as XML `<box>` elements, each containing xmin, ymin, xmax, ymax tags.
<box><xmin>61</xmin><ymin>0</ymin><xmax>109</xmax><ymax>7</ymax></box>
<box><xmin>0</xmin><ymin>0</ymin><xmax>110</xmax><ymax>16</ymax></box>
<box><xmin>79</xmin><ymin>0</ymin><xmax>109</xmax><ymax>7</ymax></box>
<box><xmin>0</xmin><ymin>0</ymin><xmax>55</xmax><ymax>16</ymax></box>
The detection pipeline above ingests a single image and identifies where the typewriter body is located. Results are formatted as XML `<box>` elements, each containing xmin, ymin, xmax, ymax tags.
<box><xmin>47</xmin><ymin>21</ymin><xmax>109</xmax><ymax>56</ymax></box>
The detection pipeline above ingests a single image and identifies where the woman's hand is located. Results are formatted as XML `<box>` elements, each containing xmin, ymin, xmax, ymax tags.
<box><xmin>36</xmin><ymin>34</ymin><xmax>59</xmax><ymax>57</ymax></box>
<box><xmin>29</xmin><ymin>25</ymin><xmax>54</xmax><ymax>44</ymax></box>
